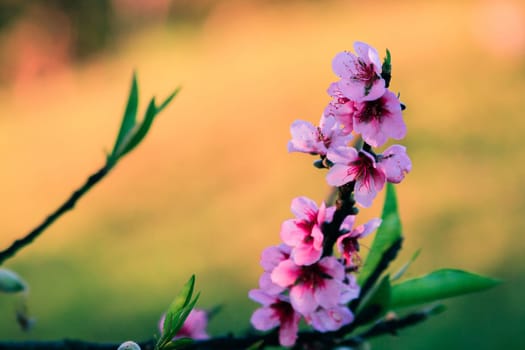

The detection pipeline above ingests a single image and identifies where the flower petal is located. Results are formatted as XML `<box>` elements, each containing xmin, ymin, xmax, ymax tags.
<box><xmin>327</xmin><ymin>164</ymin><xmax>356</xmax><ymax>187</ymax></box>
<box><xmin>290</xmin><ymin>284</ymin><xmax>317</xmax><ymax>314</ymax></box>
<box><xmin>251</xmin><ymin>307</ymin><xmax>280</xmax><ymax>331</ymax></box>
<box><xmin>290</xmin><ymin>196</ymin><xmax>318</xmax><ymax>221</ymax></box>
<box><xmin>271</xmin><ymin>259</ymin><xmax>301</xmax><ymax>287</ymax></box>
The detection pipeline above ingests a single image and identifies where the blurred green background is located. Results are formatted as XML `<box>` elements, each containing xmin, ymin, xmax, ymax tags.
<box><xmin>0</xmin><ymin>0</ymin><xmax>524</xmax><ymax>348</ymax></box>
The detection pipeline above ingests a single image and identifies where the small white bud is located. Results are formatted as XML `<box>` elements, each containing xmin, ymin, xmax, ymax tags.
<box><xmin>117</xmin><ymin>341</ymin><xmax>141</xmax><ymax>350</ymax></box>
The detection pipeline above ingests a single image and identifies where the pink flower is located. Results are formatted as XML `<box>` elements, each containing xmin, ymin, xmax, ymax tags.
<box><xmin>288</xmin><ymin>115</ymin><xmax>352</xmax><ymax>156</ymax></box>
<box><xmin>260</xmin><ymin>244</ymin><xmax>291</xmax><ymax>272</ymax></box>
<box><xmin>249</xmin><ymin>289</ymin><xmax>301</xmax><ymax>347</ymax></box>
<box><xmin>336</xmin><ymin>215</ymin><xmax>382</xmax><ymax>267</ymax></box>
<box><xmin>339</xmin><ymin>274</ymin><xmax>360</xmax><ymax>304</ymax></box>
<box><xmin>307</xmin><ymin>305</ymin><xmax>354</xmax><ymax>332</ymax></box>
<box><xmin>159</xmin><ymin>309</ymin><xmax>209</xmax><ymax>340</ymax></box>
<box><xmin>378</xmin><ymin>145</ymin><xmax>412</xmax><ymax>183</ymax></box>
<box><xmin>258</xmin><ymin>244</ymin><xmax>292</xmax><ymax>295</ymax></box>
<box><xmin>271</xmin><ymin>257</ymin><xmax>346</xmax><ymax>314</ymax></box>
<box><xmin>326</xmin><ymin>147</ymin><xmax>386</xmax><ymax>207</ymax></box>
<box><xmin>325</xmin><ymin>82</ymin><xmax>357</xmax><ymax>134</ymax></box>
<box><xmin>332</xmin><ymin>42</ymin><xmax>385</xmax><ymax>102</ymax></box>
<box><xmin>352</xmin><ymin>90</ymin><xmax>406</xmax><ymax>147</ymax></box>
<box><xmin>280</xmin><ymin>197</ymin><xmax>335</xmax><ymax>266</ymax></box>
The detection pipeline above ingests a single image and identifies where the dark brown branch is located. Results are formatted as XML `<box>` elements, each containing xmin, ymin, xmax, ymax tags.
<box><xmin>0</xmin><ymin>308</ymin><xmax>439</xmax><ymax>350</ymax></box>
<box><xmin>0</xmin><ymin>165</ymin><xmax>110</xmax><ymax>265</ymax></box>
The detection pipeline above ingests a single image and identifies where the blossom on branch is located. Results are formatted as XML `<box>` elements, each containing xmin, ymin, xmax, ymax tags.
<box><xmin>326</xmin><ymin>147</ymin><xmax>386</xmax><ymax>207</ymax></box>
<box><xmin>288</xmin><ymin>115</ymin><xmax>352</xmax><ymax>156</ymax></box>
<box><xmin>378</xmin><ymin>144</ymin><xmax>412</xmax><ymax>183</ymax></box>
<box><xmin>324</xmin><ymin>82</ymin><xmax>356</xmax><ymax>134</ymax></box>
<box><xmin>350</xmin><ymin>90</ymin><xmax>406</xmax><ymax>148</ymax></box>
<box><xmin>249</xmin><ymin>289</ymin><xmax>301</xmax><ymax>347</ymax></box>
<box><xmin>271</xmin><ymin>257</ymin><xmax>348</xmax><ymax>315</ymax></box>
<box><xmin>336</xmin><ymin>215</ymin><xmax>382</xmax><ymax>268</ymax></box>
<box><xmin>332</xmin><ymin>41</ymin><xmax>385</xmax><ymax>102</ymax></box>
<box><xmin>280</xmin><ymin>197</ymin><xmax>335</xmax><ymax>266</ymax></box>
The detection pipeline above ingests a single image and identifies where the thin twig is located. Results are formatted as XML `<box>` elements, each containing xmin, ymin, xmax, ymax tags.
<box><xmin>0</xmin><ymin>165</ymin><xmax>110</xmax><ymax>265</ymax></box>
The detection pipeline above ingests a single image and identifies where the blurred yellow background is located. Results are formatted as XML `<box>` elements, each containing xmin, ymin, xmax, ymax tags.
<box><xmin>1</xmin><ymin>0</ymin><xmax>524</xmax><ymax>348</ymax></box>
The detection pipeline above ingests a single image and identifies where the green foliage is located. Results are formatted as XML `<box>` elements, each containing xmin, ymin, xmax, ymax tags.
<box><xmin>156</xmin><ymin>275</ymin><xmax>200</xmax><ymax>350</ymax></box>
<box><xmin>0</xmin><ymin>268</ymin><xmax>26</xmax><ymax>293</ymax></box>
<box><xmin>382</xmin><ymin>49</ymin><xmax>392</xmax><ymax>75</ymax></box>
<box><xmin>358</xmin><ymin>183</ymin><xmax>402</xmax><ymax>287</ymax></box>
<box><xmin>391</xmin><ymin>249</ymin><xmax>421</xmax><ymax>282</ymax></box>
<box><xmin>390</xmin><ymin>269</ymin><xmax>501</xmax><ymax>309</ymax></box>
<box><xmin>107</xmin><ymin>73</ymin><xmax>180</xmax><ymax>167</ymax></box>
<box><xmin>355</xmin><ymin>275</ymin><xmax>391</xmax><ymax>325</ymax></box>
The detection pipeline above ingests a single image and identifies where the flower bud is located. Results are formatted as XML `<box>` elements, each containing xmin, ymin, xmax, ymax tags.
<box><xmin>117</xmin><ymin>341</ymin><xmax>141</xmax><ymax>350</ymax></box>
<box><xmin>0</xmin><ymin>268</ymin><xmax>27</xmax><ymax>293</ymax></box>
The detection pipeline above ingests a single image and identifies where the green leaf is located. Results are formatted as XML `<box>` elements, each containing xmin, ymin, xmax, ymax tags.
<box><xmin>119</xmin><ymin>88</ymin><xmax>180</xmax><ymax>159</ymax></box>
<box><xmin>382</xmin><ymin>49</ymin><xmax>392</xmax><ymax>75</ymax></box>
<box><xmin>390</xmin><ymin>269</ymin><xmax>501</xmax><ymax>309</ymax></box>
<box><xmin>108</xmin><ymin>74</ymin><xmax>179</xmax><ymax>166</ymax></box>
<box><xmin>119</xmin><ymin>98</ymin><xmax>158</xmax><ymax>157</ymax></box>
<box><xmin>245</xmin><ymin>340</ymin><xmax>264</xmax><ymax>350</ymax></box>
<box><xmin>391</xmin><ymin>249</ymin><xmax>421</xmax><ymax>282</ymax></box>
<box><xmin>162</xmin><ymin>338</ymin><xmax>193</xmax><ymax>350</ymax></box>
<box><xmin>156</xmin><ymin>87</ymin><xmax>181</xmax><ymax>114</ymax></box>
<box><xmin>355</xmin><ymin>275</ymin><xmax>391</xmax><ymax>325</ymax></box>
<box><xmin>358</xmin><ymin>183</ymin><xmax>403</xmax><ymax>287</ymax></box>
<box><xmin>0</xmin><ymin>268</ymin><xmax>27</xmax><ymax>293</ymax></box>
<box><xmin>156</xmin><ymin>276</ymin><xmax>198</xmax><ymax>350</ymax></box>
<box><xmin>168</xmin><ymin>293</ymin><xmax>200</xmax><ymax>340</ymax></box>
<box><xmin>110</xmin><ymin>72</ymin><xmax>139</xmax><ymax>163</ymax></box>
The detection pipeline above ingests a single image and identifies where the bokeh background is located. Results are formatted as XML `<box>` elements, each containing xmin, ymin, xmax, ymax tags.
<box><xmin>0</xmin><ymin>0</ymin><xmax>524</xmax><ymax>348</ymax></box>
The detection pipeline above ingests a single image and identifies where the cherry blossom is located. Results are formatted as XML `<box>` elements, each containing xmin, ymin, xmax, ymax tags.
<box><xmin>378</xmin><ymin>145</ymin><xmax>412</xmax><ymax>183</ymax></box>
<box><xmin>271</xmin><ymin>257</ymin><xmax>346</xmax><ymax>314</ymax></box>
<box><xmin>332</xmin><ymin>42</ymin><xmax>385</xmax><ymax>102</ymax></box>
<box><xmin>288</xmin><ymin>115</ymin><xmax>352</xmax><ymax>156</ymax></box>
<box><xmin>336</xmin><ymin>215</ymin><xmax>382</xmax><ymax>267</ymax></box>
<box><xmin>324</xmin><ymin>82</ymin><xmax>356</xmax><ymax>134</ymax></box>
<box><xmin>326</xmin><ymin>147</ymin><xmax>386</xmax><ymax>207</ymax></box>
<box><xmin>352</xmin><ymin>90</ymin><xmax>406</xmax><ymax>147</ymax></box>
<box><xmin>280</xmin><ymin>197</ymin><xmax>335</xmax><ymax>266</ymax></box>
<box><xmin>307</xmin><ymin>305</ymin><xmax>354</xmax><ymax>332</ymax></box>
<box><xmin>249</xmin><ymin>289</ymin><xmax>301</xmax><ymax>347</ymax></box>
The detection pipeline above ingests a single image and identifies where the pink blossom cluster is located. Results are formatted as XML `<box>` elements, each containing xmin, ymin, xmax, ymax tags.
<box><xmin>250</xmin><ymin>41</ymin><xmax>410</xmax><ymax>347</ymax></box>
<box><xmin>289</xmin><ymin>41</ymin><xmax>412</xmax><ymax>208</ymax></box>
<box><xmin>249</xmin><ymin>197</ymin><xmax>379</xmax><ymax>346</ymax></box>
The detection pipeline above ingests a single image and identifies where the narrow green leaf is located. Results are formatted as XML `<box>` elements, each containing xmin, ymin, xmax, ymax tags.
<box><xmin>157</xmin><ymin>276</ymin><xmax>196</xmax><ymax>350</ymax></box>
<box><xmin>162</xmin><ymin>338</ymin><xmax>193</xmax><ymax>350</ymax></box>
<box><xmin>156</xmin><ymin>88</ymin><xmax>181</xmax><ymax>114</ymax></box>
<box><xmin>245</xmin><ymin>340</ymin><xmax>264</xmax><ymax>350</ymax></box>
<box><xmin>0</xmin><ymin>268</ymin><xmax>27</xmax><ymax>293</ymax></box>
<box><xmin>169</xmin><ymin>293</ymin><xmax>200</xmax><ymax>339</ymax></box>
<box><xmin>382</xmin><ymin>49</ymin><xmax>392</xmax><ymax>74</ymax></box>
<box><xmin>390</xmin><ymin>269</ymin><xmax>501</xmax><ymax>309</ymax></box>
<box><xmin>120</xmin><ymin>98</ymin><xmax>158</xmax><ymax>157</ymax></box>
<box><xmin>391</xmin><ymin>249</ymin><xmax>421</xmax><ymax>282</ymax></box>
<box><xmin>358</xmin><ymin>183</ymin><xmax>402</xmax><ymax>287</ymax></box>
<box><xmin>111</xmin><ymin>72</ymin><xmax>139</xmax><ymax>162</ymax></box>
<box><xmin>355</xmin><ymin>275</ymin><xmax>391</xmax><ymax>325</ymax></box>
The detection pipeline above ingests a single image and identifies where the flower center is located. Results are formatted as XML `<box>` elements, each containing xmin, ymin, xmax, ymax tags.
<box><xmin>316</xmin><ymin>127</ymin><xmax>332</xmax><ymax>148</ymax></box>
<box><xmin>357</xmin><ymin>98</ymin><xmax>386</xmax><ymax>124</ymax></box>
<box><xmin>298</xmin><ymin>264</ymin><xmax>330</xmax><ymax>289</ymax></box>
<box><xmin>348</xmin><ymin>152</ymin><xmax>375</xmax><ymax>181</ymax></box>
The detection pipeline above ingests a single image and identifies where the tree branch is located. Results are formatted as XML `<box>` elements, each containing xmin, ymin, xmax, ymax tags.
<box><xmin>0</xmin><ymin>308</ymin><xmax>438</xmax><ymax>350</ymax></box>
<box><xmin>0</xmin><ymin>165</ymin><xmax>110</xmax><ymax>265</ymax></box>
